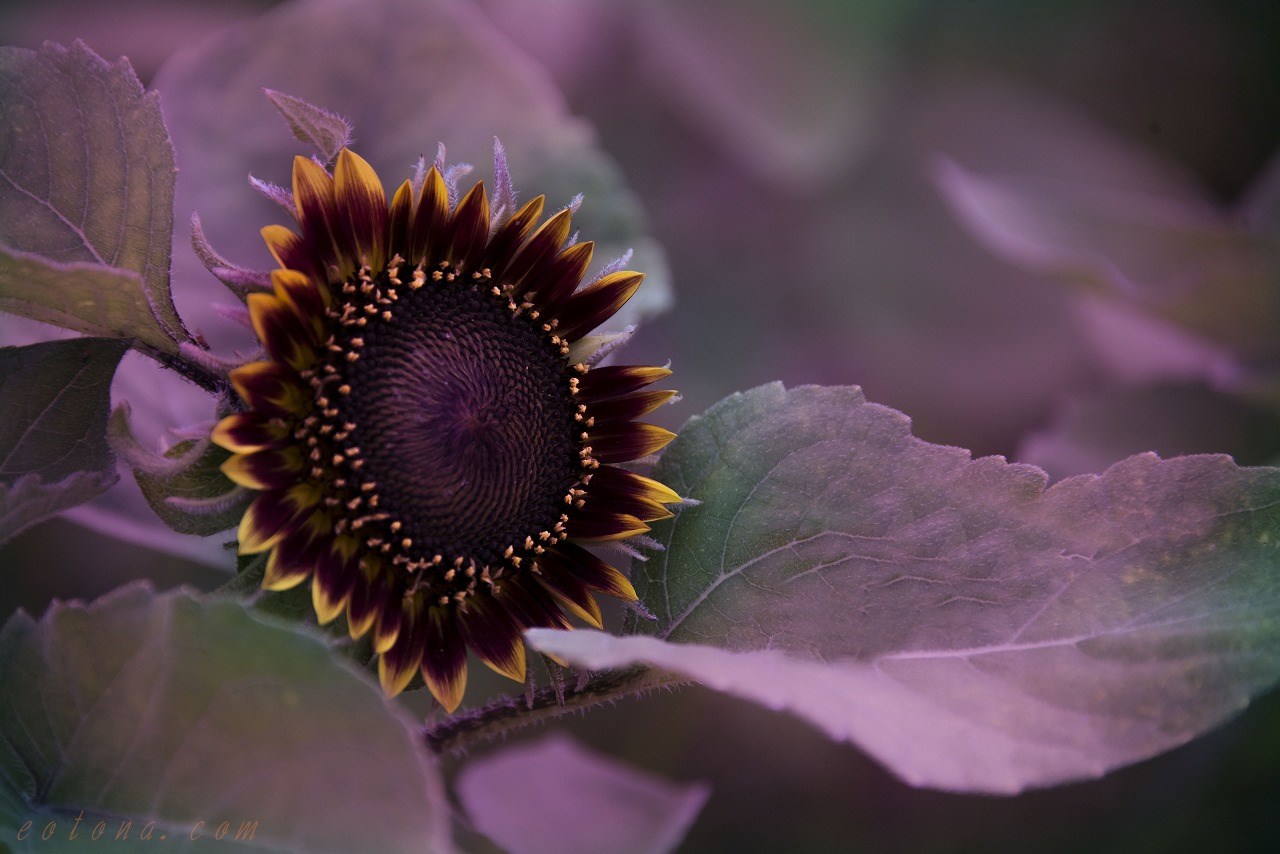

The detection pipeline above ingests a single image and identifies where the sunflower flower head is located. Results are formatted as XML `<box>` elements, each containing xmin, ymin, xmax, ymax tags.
<box><xmin>210</xmin><ymin>144</ymin><xmax>679</xmax><ymax>710</ymax></box>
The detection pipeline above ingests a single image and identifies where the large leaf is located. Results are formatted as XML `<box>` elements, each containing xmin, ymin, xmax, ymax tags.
<box><xmin>0</xmin><ymin>41</ymin><xmax>187</xmax><ymax>355</ymax></box>
<box><xmin>0</xmin><ymin>584</ymin><xmax>453</xmax><ymax>852</ymax></box>
<box><xmin>458</xmin><ymin>735</ymin><xmax>709</xmax><ymax>854</ymax></box>
<box><xmin>536</xmin><ymin>383</ymin><xmax>1280</xmax><ymax>793</ymax></box>
<box><xmin>0</xmin><ymin>338</ymin><xmax>127</xmax><ymax>544</ymax></box>
<box><xmin>154</xmin><ymin>0</ymin><xmax>671</xmax><ymax>352</ymax></box>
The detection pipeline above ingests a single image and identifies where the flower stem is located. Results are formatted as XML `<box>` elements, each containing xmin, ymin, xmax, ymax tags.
<box><xmin>423</xmin><ymin>666</ymin><xmax>682</xmax><ymax>753</ymax></box>
<box><xmin>147</xmin><ymin>344</ymin><xmax>227</xmax><ymax>395</ymax></box>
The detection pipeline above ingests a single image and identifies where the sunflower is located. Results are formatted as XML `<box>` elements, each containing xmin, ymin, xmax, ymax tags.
<box><xmin>211</xmin><ymin>147</ymin><xmax>679</xmax><ymax>710</ymax></box>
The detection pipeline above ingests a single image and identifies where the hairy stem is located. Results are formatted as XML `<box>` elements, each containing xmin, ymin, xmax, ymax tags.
<box><xmin>423</xmin><ymin>666</ymin><xmax>683</xmax><ymax>753</ymax></box>
<box><xmin>145</xmin><ymin>343</ymin><xmax>227</xmax><ymax>395</ymax></box>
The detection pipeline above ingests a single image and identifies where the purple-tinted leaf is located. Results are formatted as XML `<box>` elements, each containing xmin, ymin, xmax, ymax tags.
<box><xmin>1019</xmin><ymin>382</ymin><xmax>1280</xmax><ymax>480</ymax></box>
<box><xmin>0</xmin><ymin>339</ymin><xmax>126</xmax><ymax>480</ymax></box>
<box><xmin>0</xmin><ymin>584</ymin><xmax>454</xmax><ymax>852</ymax></box>
<box><xmin>1068</xmin><ymin>294</ymin><xmax>1240</xmax><ymax>387</ymax></box>
<box><xmin>262</xmin><ymin>88</ymin><xmax>353</xmax><ymax>165</ymax></box>
<box><xmin>0</xmin><ymin>295</ymin><xmax>231</xmax><ymax>565</ymax></box>
<box><xmin>81</xmin><ymin>349</ymin><xmax>232</xmax><ymax>567</ymax></box>
<box><xmin>0</xmin><ymin>305</ymin><xmax>237</xmax><ymax>566</ymax></box>
<box><xmin>458</xmin><ymin>735</ymin><xmax>709</xmax><ymax>854</ymax></box>
<box><xmin>934</xmin><ymin>156</ymin><xmax>1280</xmax><ymax>361</ymax></box>
<box><xmin>0</xmin><ymin>470</ymin><xmax>115</xmax><ymax>546</ymax></box>
<box><xmin>0</xmin><ymin>249</ymin><xmax>179</xmax><ymax>356</ymax></box>
<box><xmin>550</xmin><ymin>383</ymin><xmax>1280</xmax><ymax>793</ymax></box>
<box><xmin>154</xmin><ymin>0</ymin><xmax>670</xmax><ymax>353</ymax></box>
<box><xmin>67</xmin><ymin>479</ymin><xmax>236</xmax><ymax>569</ymax></box>
<box><xmin>0</xmin><ymin>338</ymin><xmax>126</xmax><ymax>543</ymax></box>
<box><xmin>106</xmin><ymin>404</ymin><xmax>247</xmax><ymax>538</ymax></box>
<box><xmin>0</xmin><ymin>41</ymin><xmax>187</xmax><ymax>354</ymax></box>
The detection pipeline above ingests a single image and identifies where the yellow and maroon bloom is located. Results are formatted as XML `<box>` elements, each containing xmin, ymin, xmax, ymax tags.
<box><xmin>211</xmin><ymin>148</ymin><xmax>678</xmax><ymax>711</ymax></box>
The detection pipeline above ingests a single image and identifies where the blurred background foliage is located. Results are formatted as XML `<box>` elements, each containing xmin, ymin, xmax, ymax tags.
<box><xmin>2</xmin><ymin>0</ymin><xmax>1279</xmax><ymax>849</ymax></box>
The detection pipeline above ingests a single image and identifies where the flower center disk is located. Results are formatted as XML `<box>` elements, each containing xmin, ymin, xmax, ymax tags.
<box><xmin>329</xmin><ymin>266</ymin><xmax>581</xmax><ymax>568</ymax></box>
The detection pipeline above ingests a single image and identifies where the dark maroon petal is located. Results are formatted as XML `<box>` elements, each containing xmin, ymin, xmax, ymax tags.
<box><xmin>374</xmin><ymin>593</ymin><xmax>405</xmax><ymax>656</ymax></box>
<box><xmin>495</xmin><ymin>578</ymin><xmax>571</xmax><ymax>631</ymax></box>
<box><xmin>531</xmin><ymin>241</ymin><xmax>593</xmax><ymax>315</ymax></box>
<box><xmin>485</xmin><ymin>195</ymin><xmax>545</xmax><ymax>280</ymax></box>
<box><xmin>315</xmin><ymin>541</ymin><xmax>358</xmax><ymax>605</ymax></box>
<box><xmin>577</xmin><ymin>365</ymin><xmax>672</xmax><ymax>401</ymax></box>
<box><xmin>385</xmin><ymin>601</ymin><xmax>427</xmax><ymax>670</ymax></box>
<box><xmin>565</xmin><ymin>510</ymin><xmax>649</xmax><ymax>542</ymax></box>
<box><xmin>538</xmin><ymin>542</ymin><xmax>637</xmax><ymax>600</ymax></box>
<box><xmin>505</xmin><ymin>209</ymin><xmax>572</xmax><ymax>298</ymax></box>
<box><xmin>221</xmin><ymin>447</ymin><xmax>302</xmax><ymax>490</ymax></box>
<box><xmin>532</xmin><ymin>557</ymin><xmax>602</xmax><ymax>628</ymax></box>
<box><xmin>248</xmin><ymin>293</ymin><xmax>314</xmax><ymax>369</ymax></box>
<box><xmin>312</xmin><ymin>540</ymin><xmax>359</xmax><ymax>624</ymax></box>
<box><xmin>262</xmin><ymin>520</ymin><xmax>325</xmax><ymax>590</ymax></box>
<box><xmin>589</xmin><ymin>422</ymin><xmax>677</xmax><ymax>463</ymax></box>
<box><xmin>446</xmin><ymin>182</ymin><xmax>490</xmax><ymax>272</ymax></box>
<box><xmin>458</xmin><ymin>592</ymin><xmax>526</xmax><ymax>682</ymax></box>
<box><xmin>577</xmin><ymin>489</ymin><xmax>671</xmax><ymax>524</ymax></box>
<box><xmin>333</xmin><ymin>149</ymin><xmax>388</xmax><ymax>266</ymax></box>
<box><xmin>586</xmin><ymin>465</ymin><xmax>682</xmax><ymax>506</ymax></box>
<box><xmin>291</xmin><ymin>155</ymin><xmax>343</xmax><ymax>267</ymax></box>
<box><xmin>587</xmin><ymin>389</ymin><xmax>678</xmax><ymax>423</ymax></box>
<box><xmin>252</xmin><ymin>490</ymin><xmax>309</xmax><ymax>535</ymax></box>
<box><xmin>261</xmin><ymin>225</ymin><xmax>327</xmax><ymax>283</ymax></box>
<box><xmin>555</xmin><ymin>271</ymin><xmax>643</xmax><ymax>340</ymax></box>
<box><xmin>229</xmin><ymin>362</ymin><xmax>305</xmax><ymax>418</ymax></box>
<box><xmin>271</xmin><ymin>269</ymin><xmax>328</xmax><ymax>339</ymax></box>
<box><xmin>379</xmin><ymin>598</ymin><xmax>427</xmax><ymax>696</ymax></box>
<box><xmin>346</xmin><ymin>571</ymin><xmax>380</xmax><ymax>639</ymax></box>
<box><xmin>421</xmin><ymin>606</ymin><xmax>468</xmax><ymax>711</ymax></box>
<box><xmin>408</xmin><ymin>166</ymin><xmax>449</xmax><ymax>266</ymax></box>
<box><xmin>211</xmin><ymin>412</ymin><xmax>287</xmax><ymax>454</ymax></box>
<box><xmin>237</xmin><ymin>485</ymin><xmax>317</xmax><ymax>553</ymax></box>
<box><xmin>387</xmin><ymin>180</ymin><xmax>415</xmax><ymax>258</ymax></box>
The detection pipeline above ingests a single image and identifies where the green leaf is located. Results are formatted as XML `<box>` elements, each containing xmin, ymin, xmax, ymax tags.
<box><xmin>0</xmin><ymin>41</ymin><xmax>187</xmax><ymax>355</ymax></box>
<box><xmin>0</xmin><ymin>584</ymin><xmax>454</xmax><ymax>852</ymax></box>
<box><xmin>132</xmin><ymin>443</ymin><xmax>246</xmax><ymax>537</ymax></box>
<box><xmin>107</xmin><ymin>405</ymin><xmax>248</xmax><ymax>537</ymax></box>
<box><xmin>155</xmin><ymin>0</ymin><xmax>671</xmax><ymax>343</ymax></box>
<box><xmin>219</xmin><ymin>553</ymin><xmax>319</xmax><ymax>626</ymax></box>
<box><xmin>559</xmin><ymin>383</ymin><xmax>1280</xmax><ymax>793</ymax></box>
<box><xmin>0</xmin><ymin>338</ymin><xmax>127</xmax><ymax>544</ymax></box>
<box><xmin>0</xmin><ymin>251</ymin><xmax>176</xmax><ymax>354</ymax></box>
<box><xmin>0</xmin><ymin>471</ymin><xmax>117</xmax><ymax>548</ymax></box>
<box><xmin>263</xmin><ymin>88</ymin><xmax>353</xmax><ymax>165</ymax></box>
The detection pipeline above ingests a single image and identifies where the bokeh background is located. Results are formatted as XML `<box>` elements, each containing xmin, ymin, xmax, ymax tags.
<box><xmin>3</xmin><ymin>0</ymin><xmax>1280</xmax><ymax>850</ymax></box>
